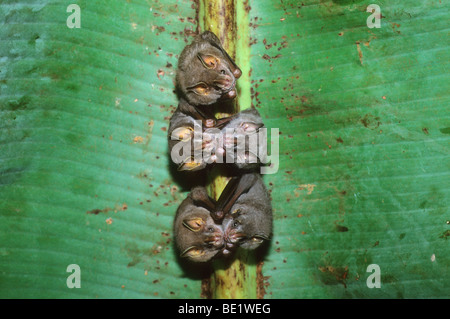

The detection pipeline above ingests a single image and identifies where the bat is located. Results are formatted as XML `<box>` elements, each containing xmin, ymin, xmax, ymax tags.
<box><xmin>221</xmin><ymin>173</ymin><xmax>272</xmax><ymax>252</ymax></box>
<box><xmin>189</xmin><ymin>173</ymin><xmax>272</xmax><ymax>256</ymax></box>
<box><xmin>168</xmin><ymin>101</ymin><xmax>236</xmax><ymax>172</ymax></box>
<box><xmin>168</xmin><ymin>105</ymin><xmax>207</xmax><ymax>172</ymax></box>
<box><xmin>176</xmin><ymin>31</ymin><xmax>242</xmax><ymax>106</ymax></box>
<box><xmin>222</xmin><ymin>108</ymin><xmax>266</xmax><ymax>169</ymax></box>
<box><xmin>173</xmin><ymin>187</ymin><xmax>224</xmax><ymax>262</ymax></box>
<box><xmin>168</xmin><ymin>107</ymin><xmax>267</xmax><ymax>171</ymax></box>
<box><xmin>173</xmin><ymin>173</ymin><xmax>272</xmax><ymax>261</ymax></box>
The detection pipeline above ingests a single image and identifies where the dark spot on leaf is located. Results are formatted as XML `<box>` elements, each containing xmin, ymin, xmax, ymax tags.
<box><xmin>336</xmin><ymin>225</ymin><xmax>348</xmax><ymax>232</ymax></box>
<box><xmin>419</xmin><ymin>200</ymin><xmax>427</xmax><ymax>209</ymax></box>
<box><xmin>86</xmin><ymin>208</ymin><xmax>104</xmax><ymax>215</ymax></box>
<box><xmin>6</xmin><ymin>96</ymin><xmax>31</xmax><ymax>111</ymax></box>
<box><xmin>439</xmin><ymin>230</ymin><xmax>450</xmax><ymax>240</ymax></box>
<box><xmin>439</xmin><ymin>127</ymin><xmax>450</xmax><ymax>134</ymax></box>
<box><xmin>360</xmin><ymin>114</ymin><xmax>381</xmax><ymax>129</ymax></box>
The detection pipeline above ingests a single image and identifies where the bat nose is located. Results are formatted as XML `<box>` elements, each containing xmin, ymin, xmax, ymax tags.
<box><xmin>205</xmin><ymin>233</ymin><xmax>224</xmax><ymax>247</ymax></box>
<box><xmin>213</xmin><ymin>76</ymin><xmax>235</xmax><ymax>92</ymax></box>
<box><xmin>225</xmin><ymin>231</ymin><xmax>246</xmax><ymax>244</ymax></box>
<box><xmin>233</xmin><ymin>67</ymin><xmax>242</xmax><ymax>79</ymax></box>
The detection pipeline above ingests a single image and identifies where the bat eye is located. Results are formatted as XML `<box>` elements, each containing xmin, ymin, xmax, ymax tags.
<box><xmin>232</xmin><ymin>220</ymin><xmax>240</xmax><ymax>228</ymax></box>
<box><xmin>220</xmin><ymin>69</ymin><xmax>226</xmax><ymax>75</ymax></box>
<box><xmin>207</xmin><ymin>226</ymin><xmax>215</xmax><ymax>232</ymax></box>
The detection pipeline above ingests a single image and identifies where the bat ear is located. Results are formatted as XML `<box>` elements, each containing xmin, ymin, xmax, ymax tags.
<box><xmin>252</xmin><ymin>234</ymin><xmax>270</xmax><ymax>243</ymax></box>
<box><xmin>171</xmin><ymin>126</ymin><xmax>193</xmax><ymax>141</ymax></box>
<box><xmin>182</xmin><ymin>217</ymin><xmax>205</xmax><ymax>232</ymax></box>
<box><xmin>200</xmin><ymin>31</ymin><xmax>222</xmax><ymax>46</ymax></box>
<box><xmin>180</xmin><ymin>246</ymin><xmax>205</xmax><ymax>259</ymax></box>
<box><xmin>178</xmin><ymin>157</ymin><xmax>205</xmax><ymax>171</ymax></box>
<box><xmin>187</xmin><ymin>82</ymin><xmax>210</xmax><ymax>96</ymax></box>
<box><xmin>197</xmin><ymin>53</ymin><xmax>219</xmax><ymax>69</ymax></box>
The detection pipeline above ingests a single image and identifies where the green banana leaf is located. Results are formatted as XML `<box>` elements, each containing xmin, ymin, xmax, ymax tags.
<box><xmin>1</xmin><ymin>0</ymin><xmax>449</xmax><ymax>299</ymax></box>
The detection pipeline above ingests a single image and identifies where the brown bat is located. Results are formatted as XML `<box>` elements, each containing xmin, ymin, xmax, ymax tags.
<box><xmin>222</xmin><ymin>108</ymin><xmax>266</xmax><ymax>169</ymax></box>
<box><xmin>221</xmin><ymin>173</ymin><xmax>272</xmax><ymax>253</ymax></box>
<box><xmin>168</xmin><ymin>102</ymin><xmax>237</xmax><ymax>172</ymax></box>
<box><xmin>188</xmin><ymin>175</ymin><xmax>252</xmax><ymax>223</ymax></box>
<box><xmin>186</xmin><ymin>173</ymin><xmax>272</xmax><ymax>256</ymax></box>
<box><xmin>176</xmin><ymin>31</ymin><xmax>242</xmax><ymax>106</ymax></box>
<box><xmin>173</xmin><ymin>188</ymin><xmax>224</xmax><ymax>262</ymax></box>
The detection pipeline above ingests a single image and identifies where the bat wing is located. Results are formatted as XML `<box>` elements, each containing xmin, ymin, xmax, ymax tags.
<box><xmin>178</xmin><ymin>98</ymin><xmax>217</xmax><ymax>129</ymax></box>
<box><xmin>214</xmin><ymin>173</ymin><xmax>258</xmax><ymax>222</ymax></box>
<box><xmin>191</xmin><ymin>186</ymin><xmax>217</xmax><ymax>213</ymax></box>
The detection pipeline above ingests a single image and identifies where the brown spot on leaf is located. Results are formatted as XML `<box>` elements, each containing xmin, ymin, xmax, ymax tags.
<box><xmin>256</xmin><ymin>262</ymin><xmax>270</xmax><ymax>299</ymax></box>
<box><xmin>336</xmin><ymin>224</ymin><xmax>349</xmax><ymax>232</ymax></box>
<box><xmin>356</xmin><ymin>41</ymin><xmax>363</xmax><ymax>65</ymax></box>
<box><xmin>157</xmin><ymin>69</ymin><xmax>165</xmax><ymax>80</ymax></box>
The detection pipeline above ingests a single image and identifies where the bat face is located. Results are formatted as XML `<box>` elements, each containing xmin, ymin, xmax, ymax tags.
<box><xmin>177</xmin><ymin>31</ymin><xmax>242</xmax><ymax>106</ymax></box>
<box><xmin>168</xmin><ymin>107</ymin><xmax>267</xmax><ymax>172</ymax></box>
<box><xmin>223</xmin><ymin>205</ymin><xmax>272</xmax><ymax>251</ymax></box>
<box><xmin>168</xmin><ymin>109</ymin><xmax>206</xmax><ymax>172</ymax></box>
<box><xmin>168</xmin><ymin>106</ymin><xmax>232</xmax><ymax>172</ymax></box>
<box><xmin>222</xmin><ymin>108</ymin><xmax>265</xmax><ymax>170</ymax></box>
<box><xmin>173</xmin><ymin>192</ymin><xmax>224</xmax><ymax>262</ymax></box>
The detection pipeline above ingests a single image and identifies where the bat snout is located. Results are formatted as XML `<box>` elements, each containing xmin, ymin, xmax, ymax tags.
<box><xmin>233</xmin><ymin>67</ymin><xmax>242</xmax><ymax>79</ymax></box>
<box><xmin>225</xmin><ymin>230</ymin><xmax>246</xmax><ymax>244</ymax></box>
<box><xmin>204</xmin><ymin>230</ymin><xmax>225</xmax><ymax>248</ymax></box>
<box><xmin>213</xmin><ymin>75</ymin><xmax>235</xmax><ymax>93</ymax></box>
